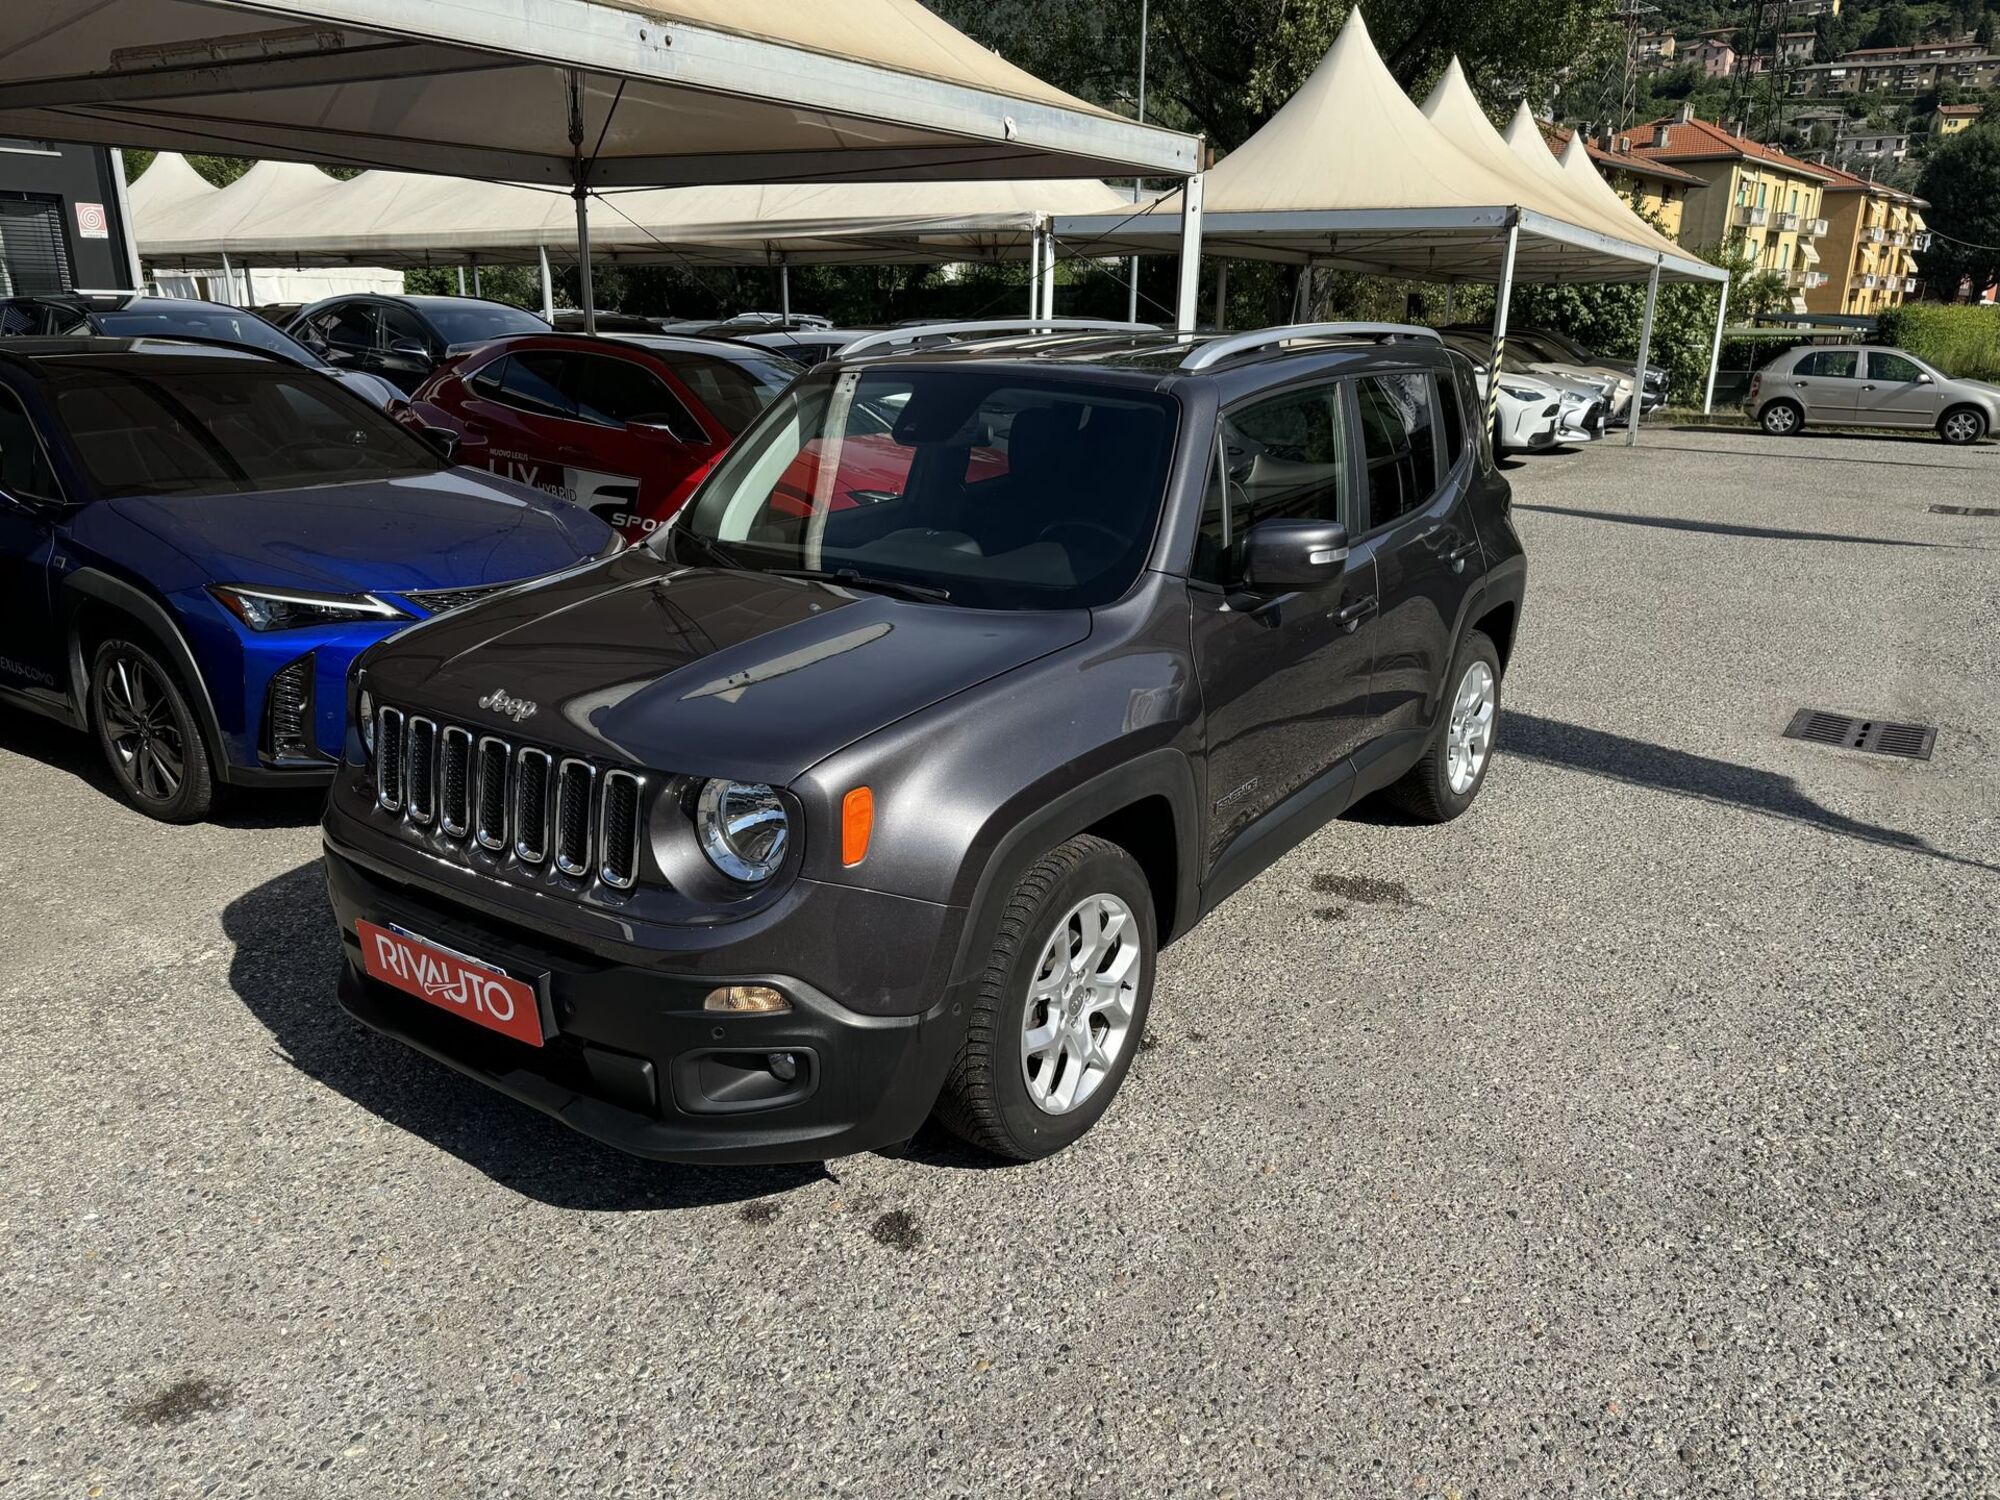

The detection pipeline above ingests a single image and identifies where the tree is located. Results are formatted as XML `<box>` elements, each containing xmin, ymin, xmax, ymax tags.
<box><xmin>1864</xmin><ymin>3</ymin><xmax>1920</xmax><ymax>49</ymax></box>
<box><xmin>1916</xmin><ymin>124</ymin><xmax>2000</xmax><ymax>294</ymax></box>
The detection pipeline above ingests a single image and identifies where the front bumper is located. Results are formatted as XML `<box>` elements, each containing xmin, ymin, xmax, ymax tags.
<box><xmin>322</xmin><ymin>834</ymin><xmax>966</xmax><ymax>1164</ymax></box>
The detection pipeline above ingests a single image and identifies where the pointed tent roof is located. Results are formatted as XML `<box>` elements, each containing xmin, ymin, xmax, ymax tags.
<box><xmin>138</xmin><ymin>160</ymin><xmax>347</xmax><ymax>261</ymax></box>
<box><xmin>126</xmin><ymin>152</ymin><xmax>216</xmax><ymax>224</ymax></box>
<box><xmin>1496</xmin><ymin>103</ymin><xmax>1694</xmax><ymax>265</ymax></box>
<box><xmin>1556</xmin><ymin>134</ymin><xmax>1696</xmax><ymax>263</ymax></box>
<box><xmin>1054</xmin><ymin>10</ymin><xmax>1725</xmax><ymax>285</ymax></box>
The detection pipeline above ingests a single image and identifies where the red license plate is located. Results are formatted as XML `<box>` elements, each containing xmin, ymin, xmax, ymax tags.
<box><xmin>357</xmin><ymin>919</ymin><xmax>545</xmax><ymax>1048</ymax></box>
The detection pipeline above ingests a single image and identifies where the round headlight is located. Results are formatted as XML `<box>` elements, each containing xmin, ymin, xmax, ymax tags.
<box><xmin>695</xmin><ymin>779</ymin><xmax>789</xmax><ymax>883</ymax></box>
<box><xmin>358</xmin><ymin>689</ymin><xmax>376</xmax><ymax>754</ymax></box>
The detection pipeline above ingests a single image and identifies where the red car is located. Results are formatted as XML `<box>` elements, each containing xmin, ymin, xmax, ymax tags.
<box><xmin>402</xmin><ymin>333</ymin><xmax>800</xmax><ymax>541</ymax></box>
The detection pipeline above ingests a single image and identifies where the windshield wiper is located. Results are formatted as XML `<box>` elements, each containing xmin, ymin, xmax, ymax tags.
<box><xmin>668</xmin><ymin>527</ymin><xmax>746</xmax><ymax>571</ymax></box>
<box><xmin>770</xmin><ymin>567</ymin><xmax>951</xmax><ymax>603</ymax></box>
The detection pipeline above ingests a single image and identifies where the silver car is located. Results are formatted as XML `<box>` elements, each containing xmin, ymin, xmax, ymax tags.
<box><xmin>1748</xmin><ymin>344</ymin><xmax>1998</xmax><ymax>445</ymax></box>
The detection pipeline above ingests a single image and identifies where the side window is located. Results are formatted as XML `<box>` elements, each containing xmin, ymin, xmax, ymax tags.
<box><xmin>1796</xmin><ymin>349</ymin><xmax>1859</xmax><ymax>379</ymax></box>
<box><xmin>378</xmin><ymin>303</ymin><xmax>431</xmax><ymax>353</ymax></box>
<box><xmin>319</xmin><ymin>301</ymin><xmax>379</xmax><ymax>354</ymax></box>
<box><xmin>569</xmin><ymin>354</ymin><xmax>702</xmax><ymax>439</ymax></box>
<box><xmin>468</xmin><ymin>354</ymin><xmax>509</xmax><ymax>397</ymax></box>
<box><xmin>1354</xmin><ymin>373</ymin><xmax>1440</xmax><ymax>533</ymax></box>
<box><xmin>1437</xmin><ymin>370</ymin><xmax>1467</xmax><ymax>471</ymax></box>
<box><xmin>495</xmin><ymin>351</ymin><xmax>576</xmax><ymax>418</ymax></box>
<box><xmin>1194</xmin><ymin>382</ymin><xmax>1349</xmax><ymax>585</ymax></box>
<box><xmin>1867</xmin><ymin>351</ymin><xmax>1923</xmax><ymax>383</ymax></box>
<box><xmin>0</xmin><ymin>387</ymin><xmax>64</xmax><ymax>503</ymax></box>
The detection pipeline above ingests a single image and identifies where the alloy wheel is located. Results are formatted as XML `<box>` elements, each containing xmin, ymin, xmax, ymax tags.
<box><xmin>1445</xmin><ymin>660</ymin><xmax>1497</xmax><ymax>796</ymax></box>
<box><xmin>1943</xmin><ymin>411</ymin><xmax>1981</xmax><ymax>444</ymax></box>
<box><xmin>1764</xmin><ymin>405</ymin><xmax>1797</xmax><ymax>435</ymax></box>
<box><xmin>1020</xmin><ymin>893</ymin><xmax>1141</xmax><ymax>1116</ymax></box>
<box><xmin>99</xmin><ymin>654</ymin><xmax>186</xmax><ymax>803</ymax></box>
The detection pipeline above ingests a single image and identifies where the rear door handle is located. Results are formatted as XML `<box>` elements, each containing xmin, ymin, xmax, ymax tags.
<box><xmin>1444</xmin><ymin>540</ymin><xmax>1480</xmax><ymax>572</ymax></box>
<box><xmin>1334</xmin><ymin>594</ymin><xmax>1378</xmax><ymax>632</ymax></box>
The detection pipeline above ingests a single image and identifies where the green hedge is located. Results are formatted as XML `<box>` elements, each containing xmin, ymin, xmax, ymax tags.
<box><xmin>1876</xmin><ymin>304</ymin><xmax>2000</xmax><ymax>381</ymax></box>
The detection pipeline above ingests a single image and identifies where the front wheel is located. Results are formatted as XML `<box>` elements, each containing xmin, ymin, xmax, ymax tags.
<box><xmin>934</xmin><ymin>834</ymin><xmax>1155</xmax><ymax>1161</ymax></box>
<box><xmin>1386</xmin><ymin>630</ymin><xmax>1502</xmax><ymax>824</ymax></box>
<box><xmin>1760</xmin><ymin>400</ymin><xmax>1803</xmax><ymax>437</ymax></box>
<box><xmin>1939</xmin><ymin>407</ymin><xmax>1986</xmax><ymax>446</ymax></box>
<box><xmin>90</xmin><ymin>637</ymin><xmax>215</xmax><ymax>823</ymax></box>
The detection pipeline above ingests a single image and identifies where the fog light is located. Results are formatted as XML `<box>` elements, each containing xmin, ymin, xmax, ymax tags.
<box><xmin>767</xmin><ymin>1052</ymin><xmax>799</xmax><ymax>1082</ymax></box>
<box><xmin>704</xmin><ymin>984</ymin><xmax>790</xmax><ymax>1014</ymax></box>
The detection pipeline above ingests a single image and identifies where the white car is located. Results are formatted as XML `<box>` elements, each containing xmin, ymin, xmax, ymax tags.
<box><xmin>1446</xmin><ymin>336</ymin><xmax>1607</xmax><ymax>448</ymax></box>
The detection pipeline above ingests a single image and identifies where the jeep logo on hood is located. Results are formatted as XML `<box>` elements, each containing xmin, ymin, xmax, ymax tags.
<box><xmin>478</xmin><ymin>688</ymin><xmax>539</xmax><ymax>724</ymax></box>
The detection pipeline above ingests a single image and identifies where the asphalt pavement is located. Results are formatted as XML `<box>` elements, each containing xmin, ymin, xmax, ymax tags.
<box><xmin>3</xmin><ymin>426</ymin><xmax>1997</xmax><ymax>1499</ymax></box>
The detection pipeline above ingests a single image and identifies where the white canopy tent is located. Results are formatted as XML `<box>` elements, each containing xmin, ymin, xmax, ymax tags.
<box><xmin>0</xmin><ymin>0</ymin><xmax>1203</xmax><ymax>327</ymax></box>
<box><xmin>1053</xmin><ymin>9</ymin><xmax>1727</xmax><ymax>438</ymax></box>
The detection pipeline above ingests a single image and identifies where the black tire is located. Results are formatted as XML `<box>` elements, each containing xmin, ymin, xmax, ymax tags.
<box><xmin>89</xmin><ymin>637</ymin><xmax>216</xmax><ymax>823</ymax></box>
<box><xmin>1759</xmin><ymin>399</ymin><xmax>1804</xmax><ymax>437</ymax></box>
<box><xmin>933</xmin><ymin>834</ymin><xmax>1156</xmax><ymax>1162</ymax></box>
<box><xmin>1386</xmin><ymin>629</ymin><xmax>1503</xmax><ymax>824</ymax></box>
<box><xmin>1938</xmin><ymin>406</ymin><xmax>1986</xmax><ymax>446</ymax></box>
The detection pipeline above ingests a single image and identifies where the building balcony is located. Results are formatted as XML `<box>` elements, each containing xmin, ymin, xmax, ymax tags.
<box><xmin>1803</xmin><ymin>272</ymin><xmax>1830</xmax><ymax>289</ymax></box>
<box><xmin>1806</xmin><ymin>217</ymin><xmax>1829</xmax><ymax>237</ymax></box>
<box><xmin>1863</xmin><ymin>226</ymin><xmax>1887</xmax><ymax>243</ymax></box>
<box><xmin>1735</xmin><ymin>205</ymin><xmax>1770</xmax><ymax>228</ymax></box>
<box><xmin>1889</xmin><ymin>231</ymin><xmax>1909</xmax><ymax>247</ymax></box>
<box><xmin>1904</xmin><ymin>277</ymin><xmax>1918</xmax><ymax>293</ymax></box>
<box><xmin>1772</xmin><ymin>211</ymin><xmax>1802</xmax><ymax>232</ymax></box>
<box><xmin>1860</xmin><ymin>274</ymin><xmax>1880</xmax><ymax>290</ymax></box>
<box><xmin>1913</xmin><ymin>231</ymin><xmax>1933</xmax><ymax>251</ymax></box>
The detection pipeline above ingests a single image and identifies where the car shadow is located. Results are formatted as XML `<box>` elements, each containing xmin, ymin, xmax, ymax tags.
<box><xmin>1514</xmin><ymin>501</ymin><xmax>1956</xmax><ymax>549</ymax></box>
<box><xmin>222</xmin><ymin>861</ymin><xmax>832</xmax><ymax>1210</ymax></box>
<box><xmin>1654</xmin><ymin>430</ymin><xmax>1995</xmax><ymax>467</ymax></box>
<box><xmin>0</xmin><ymin>711</ymin><xmax>329</xmax><ymax>829</ymax></box>
<box><xmin>1504</xmin><ymin>711</ymin><xmax>1997</xmax><ymax>875</ymax></box>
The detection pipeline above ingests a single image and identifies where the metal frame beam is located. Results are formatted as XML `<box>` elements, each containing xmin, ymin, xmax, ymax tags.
<box><xmin>1626</xmin><ymin>260</ymin><xmax>1662</xmax><ymax>446</ymax></box>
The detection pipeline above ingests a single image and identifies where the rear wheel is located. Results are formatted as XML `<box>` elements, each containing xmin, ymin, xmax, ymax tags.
<box><xmin>1760</xmin><ymin>400</ymin><xmax>1803</xmax><ymax>437</ymax></box>
<box><xmin>1939</xmin><ymin>407</ymin><xmax>1986</xmax><ymax>446</ymax></box>
<box><xmin>89</xmin><ymin>637</ymin><xmax>215</xmax><ymax>823</ymax></box>
<box><xmin>1386</xmin><ymin>630</ymin><xmax>1502</xmax><ymax>824</ymax></box>
<box><xmin>934</xmin><ymin>834</ymin><xmax>1155</xmax><ymax>1161</ymax></box>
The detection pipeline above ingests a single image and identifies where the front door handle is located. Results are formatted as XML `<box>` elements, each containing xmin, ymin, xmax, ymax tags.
<box><xmin>1333</xmin><ymin>594</ymin><xmax>1377</xmax><ymax>632</ymax></box>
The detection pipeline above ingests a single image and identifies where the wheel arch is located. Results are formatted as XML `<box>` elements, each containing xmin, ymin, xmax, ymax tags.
<box><xmin>60</xmin><ymin>569</ymin><xmax>229</xmax><ymax>768</ymax></box>
<box><xmin>1938</xmin><ymin>402</ymin><xmax>1989</xmax><ymax>440</ymax></box>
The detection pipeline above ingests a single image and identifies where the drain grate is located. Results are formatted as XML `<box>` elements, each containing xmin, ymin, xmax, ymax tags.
<box><xmin>1929</xmin><ymin>505</ymin><xmax>2000</xmax><ymax>517</ymax></box>
<box><xmin>1783</xmin><ymin>709</ymin><xmax>1936</xmax><ymax>761</ymax></box>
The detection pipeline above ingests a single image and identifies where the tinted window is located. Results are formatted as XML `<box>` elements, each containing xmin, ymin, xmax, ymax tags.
<box><xmin>1355</xmin><ymin>374</ymin><xmax>1439</xmax><ymax>532</ymax></box>
<box><xmin>93</xmin><ymin>305</ymin><xmax>318</xmax><ymax>366</ymax></box>
<box><xmin>569</xmin><ymin>354</ymin><xmax>701</xmax><ymax>438</ymax></box>
<box><xmin>468</xmin><ymin>353</ymin><xmax>509</xmax><ymax>398</ymax></box>
<box><xmin>644</xmin><ymin>349</ymin><xmax>797</xmax><ymax>435</ymax></box>
<box><xmin>1437</xmin><ymin>371</ymin><xmax>1466</xmax><ymax>469</ymax></box>
<box><xmin>0</xmin><ymin>387</ymin><xmax>62</xmax><ymax>502</ymax></box>
<box><xmin>46</xmin><ymin>364</ymin><xmax>442</xmax><ymax>498</ymax></box>
<box><xmin>420</xmin><ymin>301</ymin><xmax>548</xmax><ymax>346</ymax></box>
<box><xmin>1197</xmin><ymin>384</ymin><xmax>1348</xmax><ymax>586</ymax></box>
<box><xmin>314</xmin><ymin>302</ymin><xmax>378</xmax><ymax>354</ymax></box>
<box><xmin>674</xmin><ymin>368</ymin><xmax>1177</xmax><ymax>611</ymax></box>
<box><xmin>494</xmin><ymin>351</ymin><xmax>574</xmax><ymax>418</ymax></box>
<box><xmin>1795</xmin><ymin>349</ymin><xmax>1859</xmax><ymax>378</ymax></box>
<box><xmin>1867</xmin><ymin>351</ymin><xmax>1924</xmax><ymax>383</ymax></box>
<box><xmin>378</xmin><ymin>303</ymin><xmax>432</xmax><ymax>352</ymax></box>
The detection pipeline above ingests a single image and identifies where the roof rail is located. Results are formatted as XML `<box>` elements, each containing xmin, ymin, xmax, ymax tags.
<box><xmin>839</xmin><ymin>319</ymin><xmax>1159</xmax><ymax>359</ymax></box>
<box><xmin>1179</xmin><ymin>322</ymin><xmax>1442</xmax><ymax>372</ymax></box>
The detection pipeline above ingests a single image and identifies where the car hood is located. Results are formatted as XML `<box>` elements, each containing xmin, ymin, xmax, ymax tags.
<box><xmin>106</xmin><ymin>469</ymin><xmax>610</xmax><ymax>597</ymax></box>
<box><xmin>360</xmin><ymin>553</ymin><xmax>1091</xmax><ymax>784</ymax></box>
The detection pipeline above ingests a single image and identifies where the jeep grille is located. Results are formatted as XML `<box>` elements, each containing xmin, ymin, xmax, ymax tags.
<box><xmin>373</xmin><ymin>704</ymin><xmax>644</xmax><ymax>890</ymax></box>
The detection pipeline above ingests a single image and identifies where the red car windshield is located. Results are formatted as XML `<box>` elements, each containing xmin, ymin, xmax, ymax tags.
<box><xmin>664</xmin><ymin>367</ymin><xmax>1178</xmax><ymax>611</ymax></box>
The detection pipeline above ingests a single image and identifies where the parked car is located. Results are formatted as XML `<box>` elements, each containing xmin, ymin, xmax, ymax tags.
<box><xmin>0</xmin><ymin>293</ymin><xmax>402</xmax><ymax>410</ymax></box>
<box><xmin>324</xmin><ymin>320</ymin><xmax>1526</xmax><ymax>1165</ymax></box>
<box><xmin>734</xmin><ymin>327</ymin><xmax>883</xmax><ymax>368</ymax></box>
<box><xmin>250</xmin><ymin>302</ymin><xmax>304</xmax><ymax>328</ymax></box>
<box><xmin>1445</xmin><ymin>324</ymin><xmax>1637</xmax><ymax>418</ymax></box>
<box><xmin>550</xmin><ymin>310</ymin><xmax>664</xmax><ymax>334</ymax></box>
<box><xmin>1438</xmin><ymin>333</ymin><xmax>1603</xmax><ymax>448</ymax></box>
<box><xmin>0</xmin><ymin>338</ymin><xmax>618</xmax><ymax>822</ymax></box>
<box><xmin>287</xmin><ymin>294</ymin><xmax>550</xmax><ymax>395</ymax></box>
<box><xmin>1518</xmin><ymin>325</ymin><xmax>1668</xmax><ymax>410</ymax></box>
<box><xmin>400</xmin><ymin>333</ymin><xmax>802</xmax><ymax>541</ymax></box>
<box><xmin>1747</xmin><ymin>344</ymin><xmax>1996</xmax><ymax>444</ymax></box>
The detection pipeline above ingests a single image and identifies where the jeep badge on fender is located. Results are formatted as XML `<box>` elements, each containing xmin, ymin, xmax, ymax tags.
<box><xmin>324</xmin><ymin>320</ymin><xmax>1526</xmax><ymax>1166</ymax></box>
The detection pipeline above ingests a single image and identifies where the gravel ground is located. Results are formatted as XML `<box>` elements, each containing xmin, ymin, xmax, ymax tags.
<box><xmin>2</xmin><ymin>427</ymin><xmax>1996</xmax><ymax>1499</ymax></box>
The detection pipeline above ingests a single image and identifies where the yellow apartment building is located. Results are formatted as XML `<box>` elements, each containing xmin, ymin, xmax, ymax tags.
<box><xmin>1803</xmin><ymin>164</ymin><xmax>1930</xmax><ymax>315</ymax></box>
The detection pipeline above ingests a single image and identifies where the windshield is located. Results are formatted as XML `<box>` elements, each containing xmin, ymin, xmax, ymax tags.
<box><xmin>423</xmin><ymin>302</ymin><xmax>549</xmax><ymax>346</ymax></box>
<box><xmin>93</xmin><ymin>305</ymin><xmax>320</xmax><ymax>366</ymax></box>
<box><xmin>46</xmin><ymin>364</ymin><xmax>445</xmax><ymax>499</ymax></box>
<box><xmin>662</xmin><ymin>367</ymin><xmax>1178</xmax><ymax>611</ymax></box>
<box><xmin>647</xmin><ymin>348</ymin><xmax>799</xmax><ymax>435</ymax></box>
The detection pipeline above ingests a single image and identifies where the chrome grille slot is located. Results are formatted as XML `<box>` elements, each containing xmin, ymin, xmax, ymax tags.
<box><xmin>475</xmin><ymin>736</ymin><xmax>510</xmax><ymax>850</ymax></box>
<box><xmin>439</xmin><ymin>727</ymin><xmax>473</xmax><ymax>836</ymax></box>
<box><xmin>514</xmin><ymin>748</ymin><xmax>552</xmax><ymax>863</ymax></box>
<box><xmin>375</xmin><ymin>706</ymin><xmax>406</xmax><ymax>812</ymax></box>
<box><xmin>404</xmin><ymin>717</ymin><xmax>438</xmax><ymax>824</ymax></box>
<box><xmin>554</xmin><ymin>759</ymin><xmax>595</xmax><ymax>877</ymax></box>
<box><xmin>599</xmin><ymin>770</ymin><xmax>643</xmax><ymax>890</ymax></box>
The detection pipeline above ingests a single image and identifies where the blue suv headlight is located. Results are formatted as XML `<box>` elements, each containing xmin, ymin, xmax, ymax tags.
<box><xmin>210</xmin><ymin>585</ymin><xmax>412</xmax><ymax>632</ymax></box>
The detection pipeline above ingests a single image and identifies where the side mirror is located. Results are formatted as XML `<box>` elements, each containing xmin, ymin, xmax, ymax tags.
<box><xmin>629</xmin><ymin>420</ymin><xmax>689</xmax><ymax>445</ymax></box>
<box><xmin>416</xmin><ymin>425</ymin><xmax>460</xmax><ymax>462</ymax></box>
<box><xmin>1917</xmin><ymin>372</ymin><xmax>1935</xmax><ymax>384</ymax></box>
<box><xmin>1243</xmin><ymin>518</ymin><xmax>1350</xmax><ymax>592</ymax></box>
<box><xmin>387</xmin><ymin>337</ymin><xmax>430</xmax><ymax>361</ymax></box>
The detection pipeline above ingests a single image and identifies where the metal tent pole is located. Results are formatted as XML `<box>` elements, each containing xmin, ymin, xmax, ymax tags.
<box><xmin>1128</xmin><ymin>0</ymin><xmax>1148</xmax><ymax>322</ymax></box>
<box><xmin>221</xmin><ymin>251</ymin><xmax>236</xmax><ymax>306</ymax></box>
<box><xmin>1040</xmin><ymin>228</ymin><xmax>1056</xmax><ymax>319</ymax></box>
<box><xmin>1292</xmin><ymin>262</ymin><xmax>1310</xmax><ymax>322</ymax></box>
<box><xmin>568</xmin><ymin>70</ymin><xmax>596</xmax><ymax>335</ymax></box>
<box><xmin>538</xmin><ymin>246</ymin><xmax>555</xmax><ymax>321</ymax></box>
<box><xmin>110</xmin><ymin>148</ymin><xmax>142</xmax><ymax>290</ymax></box>
<box><xmin>1213</xmin><ymin>259</ymin><xmax>1228</xmax><ymax>329</ymax></box>
<box><xmin>1702</xmin><ymin>279</ymin><xmax>1730</xmax><ymax>415</ymax></box>
<box><xmin>1028</xmin><ymin>223</ymin><xmax>1042</xmax><ymax>317</ymax></box>
<box><xmin>1487</xmin><ymin>220</ymin><xmax>1521</xmax><ymax>433</ymax></box>
<box><xmin>456</xmin><ymin>265</ymin><xmax>467</xmax><ymax>295</ymax></box>
<box><xmin>241</xmin><ymin>261</ymin><xmax>256</xmax><ymax>306</ymax></box>
<box><xmin>779</xmin><ymin>261</ymin><xmax>791</xmax><ymax>327</ymax></box>
<box><xmin>1174</xmin><ymin>172</ymin><xmax>1204</xmax><ymax>334</ymax></box>
<box><xmin>1443</xmin><ymin>281</ymin><xmax>1456</xmax><ymax>322</ymax></box>
<box><xmin>1627</xmin><ymin>260</ymin><xmax>1662</xmax><ymax>446</ymax></box>
<box><xmin>471</xmin><ymin>258</ymin><xmax>482</xmax><ymax>297</ymax></box>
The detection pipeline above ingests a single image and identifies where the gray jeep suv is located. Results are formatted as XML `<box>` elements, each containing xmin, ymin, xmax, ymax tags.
<box><xmin>322</xmin><ymin>320</ymin><xmax>1528</xmax><ymax>1164</ymax></box>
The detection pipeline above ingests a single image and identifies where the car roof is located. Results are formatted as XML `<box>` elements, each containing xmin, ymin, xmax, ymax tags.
<box><xmin>0</xmin><ymin>336</ymin><xmax>290</xmax><ymax>373</ymax></box>
<box><xmin>450</xmin><ymin>330</ymin><xmax>795</xmax><ymax>363</ymax></box>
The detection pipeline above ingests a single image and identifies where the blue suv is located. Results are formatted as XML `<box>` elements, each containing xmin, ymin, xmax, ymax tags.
<box><xmin>0</xmin><ymin>338</ymin><xmax>617</xmax><ymax>821</ymax></box>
